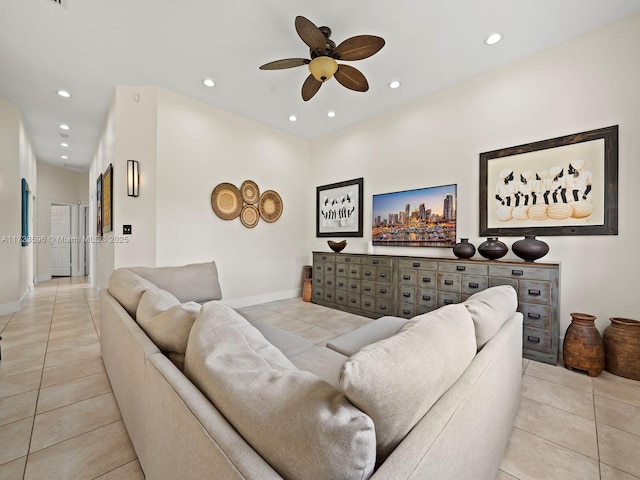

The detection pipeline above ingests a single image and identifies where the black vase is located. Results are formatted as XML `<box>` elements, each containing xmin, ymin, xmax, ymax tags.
<box><xmin>452</xmin><ymin>238</ymin><xmax>476</xmax><ymax>259</ymax></box>
<box><xmin>512</xmin><ymin>235</ymin><xmax>549</xmax><ymax>262</ymax></box>
<box><xmin>478</xmin><ymin>237</ymin><xmax>508</xmax><ymax>260</ymax></box>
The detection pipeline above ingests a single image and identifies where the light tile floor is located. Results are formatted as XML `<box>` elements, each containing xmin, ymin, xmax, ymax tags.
<box><xmin>1</xmin><ymin>277</ymin><xmax>638</xmax><ymax>479</ymax></box>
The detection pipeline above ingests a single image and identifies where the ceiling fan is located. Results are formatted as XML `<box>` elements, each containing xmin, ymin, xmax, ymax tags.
<box><xmin>259</xmin><ymin>16</ymin><xmax>385</xmax><ymax>101</ymax></box>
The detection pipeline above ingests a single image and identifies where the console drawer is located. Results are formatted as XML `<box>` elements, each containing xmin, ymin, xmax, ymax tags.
<box><xmin>437</xmin><ymin>273</ymin><xmax>461</xmax><ymax>292</ymax></box>
<box><xmin>461</xmin><ymin>275</ymin><xmax>488</xmax><ymax>295</ymax></box>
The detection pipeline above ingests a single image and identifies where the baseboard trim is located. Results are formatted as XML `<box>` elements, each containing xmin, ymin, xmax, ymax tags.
<box><xmin>36</xmin><ymin>274</ymin><xmax>52</xmax><ymax>283</ymax></box>
<box><xmin>0</xmin><ymin>300</ymin><xmax>21</xmax><ymax>316</ymax></box>
<box><xmin>225</xmin><ymin>289</ymin><xmax>302</xmax><ymax>309</ymax></box>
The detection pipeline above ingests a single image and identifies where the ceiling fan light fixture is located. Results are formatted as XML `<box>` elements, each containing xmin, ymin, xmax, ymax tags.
<box><xmin>309</xmin><ymin>56</ymin><xmax>338</xmax><ymax>82</ymax></box>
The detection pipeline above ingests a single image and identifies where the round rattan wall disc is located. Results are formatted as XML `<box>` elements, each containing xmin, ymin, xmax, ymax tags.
<box><xmin>240</xmin><ymin>205</ymin><xmax>259</xmax><ymax>228</ymax></box>
<box><xmin>258</xmin><ymin>190</ymin><xmax>283</xmax><ymax>223</ymax></box>
<box><xmin>241</xmin><ymin>180</ymin><xmax>260</xmax><ymax>205</ymax></box>
<box><xmin>211</xmin><ymin>183</ymin><xmax>242</xmax><ymax>220</ymax></box>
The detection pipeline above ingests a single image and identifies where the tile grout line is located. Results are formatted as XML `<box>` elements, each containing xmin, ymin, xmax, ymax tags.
<box><xmin>23</xmin><ymin>277</ymin><xmax>59</xmax><ymax>480</ymax></box>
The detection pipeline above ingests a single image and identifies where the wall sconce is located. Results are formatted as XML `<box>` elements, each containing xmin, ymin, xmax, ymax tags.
<box><xmin>127</xmin><ymin>160</ymin><xmax>139</xmax><ymax>197</ymax></box>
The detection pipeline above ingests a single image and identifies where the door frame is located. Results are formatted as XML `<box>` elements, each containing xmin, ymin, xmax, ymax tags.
<box><xmin>49</xmin><ymin>201</ymin><xmax>88</xmax><ymax>277</ymax></box>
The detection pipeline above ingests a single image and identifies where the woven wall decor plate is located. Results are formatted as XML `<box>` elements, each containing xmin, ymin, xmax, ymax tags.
<box><xmin>211</xmin><ymin>183</ymin><xmax>243</xmax><ymax>220</ymax></box>
<box><xmin>240</xmin><ymin>205</ymin><xmax>259</xmax><ymax>228</ymax></box>
<box><xmin>241</xmin><ymin>180</ymin><xmax>260</xmax><ymax>205</ymax></box>
<box><xmin>258</xmin><ymin>190</ymin><xmax>283</xmax><ymax>223</ymax></box>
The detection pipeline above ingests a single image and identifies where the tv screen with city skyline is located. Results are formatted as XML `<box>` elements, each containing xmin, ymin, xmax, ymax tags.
<box><xmin>372</xmin><ymin>184</ymin><xmax>457</xmax><ymax>247</ymax></box>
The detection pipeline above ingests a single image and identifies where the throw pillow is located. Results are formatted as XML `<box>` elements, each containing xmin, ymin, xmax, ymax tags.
<box><xmin>184</xmin><ymin>301</ymin><xmax>377</xmax><ymax>480</ymax></box>
<box><xmin>463</xmin><ymin>285</ymin><xmax>518</xmax><ymax>349</ymax></box>
<box><xmin>136</xmin><ymin>287</ymin><xmax>200</xmax><ymax>356</ymax></box>
<box><xmin>339</xmin><ymin>303</ymin><xmax>476</xmax><ymax>462</ymax></box>
<box><xmin>108</xmin><ymin>269</ymin><xmax>156</xmax><ymax>318</ymax></box>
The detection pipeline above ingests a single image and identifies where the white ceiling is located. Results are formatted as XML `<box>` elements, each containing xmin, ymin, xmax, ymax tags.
<box><xmin>2</xmin><ymin>1</ymin><xmax>640</xmax><ymax>171</ymax></box>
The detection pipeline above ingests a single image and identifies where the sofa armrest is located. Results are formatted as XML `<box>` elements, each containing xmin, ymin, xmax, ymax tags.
<box><xmin>326</xmin><ymin>316</ymin><xmax>407</xmax><ymax>356</ymax></box>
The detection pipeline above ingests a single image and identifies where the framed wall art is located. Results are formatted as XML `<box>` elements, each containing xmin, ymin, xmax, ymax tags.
<box><xmin>316</xmin><ymin>177</ymin><xmax>364</xmax><ymax>237</ymax></box>
<box><xmin>96</xmin><ymin>173</ymin><xmax>103</xmax><ymax>237</ymax></box>
<box><xmin>102</xmin><ymin>163</ymin><xmax>113</xmax><ymax>233</ymax></box>
<box><xmin>372</xmin><ymin>184</ymin><xmax>457</xmax><ymax>247</ymax></box>
<box><xmin>21</xmin><ymin>178</ymin><xmax>30</xmax><ymax>246</ymax></box>
<box><xmin>479</xmin><ymin>125</ymin><xmax>618</xmax><ymax>236</ymax></box>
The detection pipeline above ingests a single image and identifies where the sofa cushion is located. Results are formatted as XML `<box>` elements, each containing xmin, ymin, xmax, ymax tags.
<box><xmin>463</xmin><ymin>285</ymin><xmax>518</xmax><ymax>349</ymax></box>
<box><xmin>339</xmin><ymin>303</ymin><xmax>476</xmax><ymax>461</ymax></box>
<box><xmin>288</xmin><ymin>345</ymin><xmax>349</xmax><ymax>390</ymax></box>
<box><xmin>108</xmin><ymin>269</ymin><xmax>157</xmax><ymax>318</ymax></box>
<box><xmin>326</xmin><ymin>316</ymin><xmax>407</xmax><ymax>356</ymax></box>
<box><xmin>129</xmin><ymin>262</ymin><xmax>222</xmax><ymax>303</ymax></box>
<box><xmin>136</xmin><ymin>288</ymin><xmax>200</xmax><ymax>357</ymax></box>
<box><xmin>184</xmin><ymin>301</ymin><xmax>376</xmax><ymax>480</ymax></box>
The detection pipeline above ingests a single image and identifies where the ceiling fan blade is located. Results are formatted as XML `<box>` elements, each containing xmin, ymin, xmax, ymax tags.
<box><xmin>259</xmin><ymin>58</ymin><xmax>310</xmax><ymax>70</ymax></box>
<box><xmin>302</xmin><ymin>74</ymin><xmax>322</xmax><ymax>101</ymax></box>
<box><xmin>334</xmin><ymin>64</ymin><xmax>369</xmax><ymax>92</ymax></box>
<box><xmin>334</xmin><ymin>35</ymin><xmax>385</xmax><ymax>61</ymax></box>
<box><xmin>295</xmin><ymin>16</ymin><xmax>326</xmax><ymax>52</ymax></box>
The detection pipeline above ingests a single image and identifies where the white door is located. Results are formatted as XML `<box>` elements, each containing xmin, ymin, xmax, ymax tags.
<box><xmin>51</xmin><ymin>205</ymin><xmax>71</xmax><ymax>277</ymax></box>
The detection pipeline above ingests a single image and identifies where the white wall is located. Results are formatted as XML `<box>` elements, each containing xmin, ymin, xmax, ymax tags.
<box><xmin>310</xmin><ymin>14</ymin><xmax>640</xmax><ymax>335</ymax></box>
<box><xmin>155</xmin><ymin>89</ymin><xmax>311</xmax><ymax>305</ymax></box>
<box><xmin>35</xmin><ymin>161</ymin><xmax>89</xmax><ymax>281</ymax></box>
<box><xmin>0</xmin><ymin>97</ymin><xmax>37</xmax><ymax>314</ymax></box>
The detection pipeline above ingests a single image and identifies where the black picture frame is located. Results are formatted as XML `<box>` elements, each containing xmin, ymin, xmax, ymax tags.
<box><xmin>102</xmin><ymin>164</ymin><xmax>113</xmax><ymax>233</ymax></box>
<box><xmin>96</xmin><ymin>173</ymin><xmax>103</xmax><ymax>237</ymax></box>
<box><xmin>21</xmin><ymin>178</ymin><xmax>29</xmax><ymax>246</ymax></box>
<box><xmin>316</xmin><ymin>177</ymin><xmax>364</xmax><ymax>237</ymax></box>
<box><xmin>479</xmin><ymin>125</ymin><xmax>618</xmax><ymax>236</ymax></box>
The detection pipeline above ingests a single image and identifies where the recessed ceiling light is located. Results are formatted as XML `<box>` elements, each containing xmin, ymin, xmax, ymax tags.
<box><xmin>57</xmin><ymin>90</ymin><xmax>71</xmax><ymax>98</ymax></box>
<box><xmin>289</xmin><ymin>115</ymin><xmax>297</xmax><ymax>122</ymax></box>
<box><xmin>59</xmin><ymin>124</ymin><xmax>70</xmax><ymax>130</ymax></box>
<box><xmin>327</xmin><ymin>111</ymin><xmax>336</xmax><ymax>118</ymax></box>
<box><xmin>61</xmin><ymin>155</ymin><xmax>68</xmax><ymax>159</ymax></box>
<box><xmin>60</xmin><ymin>142</ymin><xmax>69</xmax><ymax>147</ymax></box>
<box><xmin>203</xmin><ymin>78</ymin><xmax>215</xmax><ymax>87</ymax></box>
<box><xmin>485</xmin><ymin>33</ymin><xmax>502</xmax><ymax>45</ymax></box>
<box><xmin>389</xmin><ymin>80</ymin><xmax>401</xmax><ymax>89</ymax></box>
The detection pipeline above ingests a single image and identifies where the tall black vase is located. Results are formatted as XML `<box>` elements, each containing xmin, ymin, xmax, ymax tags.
<box><xmin>478</xmin><ymin>237</ymin><xmax>508</xmax><ymax>260</ymax></box>
<box><xmin>512</xmin><ymin>235</ymin><xmax>549</xmax><ymax>262</ymax></box>
<box><xmin>452</xmin><ymin>238</ymin><xmax>476</xmax><ymax>259</ymax></box>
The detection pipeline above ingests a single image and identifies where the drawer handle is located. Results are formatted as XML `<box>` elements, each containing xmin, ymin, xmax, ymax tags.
<box><xmin>365</xmin><ymin>271</ymin><xmax>372</xmax><ymax>276</ymax></box>
<box><xmin>403</xmin><ymin>275</ymin><xmax>411</xmax><ymax>280</ymax></box>
<box><xmin>422</xmin><ymin>295</ymin><xmax>431</xmax><ymax>301</ymax></box>
<box><xmin>351</xmin><ymin>270</ymin><xmax>357</xmax><ymax>274</ymax></box>
<box><xmin>403</xmin><ymin>309</ymin><xmax>411</xmax><ymax>315</ymax></box>
<box><xmin>351</xmin><ymin>285</ymin><xmax>357</xmax><ymax>289</ymax></box>
<box><xmin>338</xmin><ymin>282</ymin><xmax>344</xmax><ymax>287</ymax></box>
<box><xmin>338</xmin><ymin>296</ymin><xmax>344</xmax><ymax>301</ymax></box>
<box><xmin>350</xmin><ymin>299</ymin><xmax>357</xmax><ymax>304</ymax></box>
<box><xmin>528</xmin><ymin>289</ymin><xmax>541</xmax><ymax>296</ymax></box>
<box><xmin>338</xmin><ymin>268</ymin><xmax>345</xmax><ymax>273</ymax></box>
<box><xmin>380</xmin><ymin>273</ymin><xmax>387</xmax><ymax>278</ymax></box>
<box><xmin>373</xmin><ymin>260</ymin><xmax>379</xmax><ymax>265</ymax></box>
<box><xmin>327</xmin><ymin>294</ymin><xmax>333</xmax><ymax>299</ymax></box>
<box><xmin>327</xmin><ymin>267</ymin><xmax>333</xmax><ymax>272</ymax></box>
<box><xmin>422</xmin><ymin>277</ymin><xmax>431</xmax><ymax>283</ymax></box>
<box><xmin>403</xmin><ymin>292</ymin><xmax>411</xmax><ymax>298</ymax></box>
<box><xmin>444</xmin><ymin>299</ymin><xmax>454</xmax><ymax>305</ymax></box>
<box><xmin>456</xmin><ymin>266</ymin><xmax>466</xmax><ymax>271</ymax></box>
<box><xmin>444</xmin><ymin>280</ymin><xmax>454</xmax><ymax>286</ymax></box>
<box><xmin>527</xmin><ymin>313</ymin><xmax>541</xmax><ymax>319</ymax></box>
<box><xmin>380</xmin><ymin>305</ymin><xmax>387</xmax><ymax>310</ymax></box>
<box><xmin>512</xmin><ymin>270</ymin><xmax>524</xmax><ymax>277</ymax></box>
<box><xmin>326</xmin><ymin>280</ymin><xmax>333</xmax><ymax>285</ymax></box>
<box><xmin>469</xmin><ymin>282</ymin><xmax>479</xmax><ymax>289</ymax></box>
<box><xmin>364</xmin><ymin>286</ymin><xmax>372</xmax><ymax>292</ymax></box>
<box><xmin>364</xmin><ymin>301</ymin><xmax>372</xmax><ymax>307</ymax></box>
<box><xmin>345</xmin><ymin>258</ymin><xmax>350</xmax><ymax>262</ymax></box>
<box><xmin>321</xmin><ymin>256</ymin><xmax>328</xmax><ymax>260</ymax></box>
<box><xmin>413</xmin><ymin>262</ymin><xmax>420</xmax><ymax>267</ymax></box>
<box><xmin>380</xmin><ymin>289</ymin><xmax>387</xmax><ymax>294</ymax></box>
<box><xmin>527</xmin><ymin>335</ymin><xmax>541</xmax><ymax>343</ymax></box>
<box><xmin>315</xmin><ymin>266</ymin><xmax>322</xmax><ymax>270</ymax></box>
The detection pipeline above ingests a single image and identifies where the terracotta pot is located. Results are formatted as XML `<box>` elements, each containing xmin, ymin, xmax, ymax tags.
<box><xmin>512</xmin><ymin>235</ymin><xmax>549</xmax><ymax>262</ymax></box>
<box><xmin>477</xmin><ymin>237</ymin><xmax>508</xmax><ymax>260</ymax></box>
<box><xmin>452</xmin><ymin>238</ymin><xmax>476</xmax><ymax>259</ymax></box>
<box><xmin>603</xmin><ymin>317</ymin><xmax>640</xmax><ymax>380</ymax></box>
<box><xmin>563</xmin><ymin>312</ymin><xmax>605</xmax><ymax>377</ymax></box>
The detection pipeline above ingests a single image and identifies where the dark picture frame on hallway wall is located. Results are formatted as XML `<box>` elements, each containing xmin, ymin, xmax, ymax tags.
<box><xmin>21</xmin><ymin>178</ymin><xmax>30</xmax><ymax>246</ymax></box>
<box><xmin>102</xmin><ymin>163</ymin><xmax>113</xmax><ymax>234</ymax></box>
<box><xmin>96</xmin><ymin>173</ymin><xmax>103</xmax><ymax>237</ymax></box>
<box><xmin>316</xmin><ymin>177</ymin><xmax>364</xmax><ymax>237</ymax></box>
<box><xmin>479</xmin><ymin>125</ymin><xmax>618</xmax><ymax>236</ymax></box>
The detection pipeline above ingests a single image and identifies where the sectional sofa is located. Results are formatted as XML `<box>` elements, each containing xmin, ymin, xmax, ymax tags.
<box><xmin>100</xmin><ymin>261</ymin><xmax>523</xmax><ymax>480</ymax></box>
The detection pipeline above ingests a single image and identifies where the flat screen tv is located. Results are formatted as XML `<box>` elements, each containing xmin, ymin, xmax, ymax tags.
<box><xmin>372</xmin><ymin>184</ymin><xmax>457</xmax><ymax>247</ymax></box>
